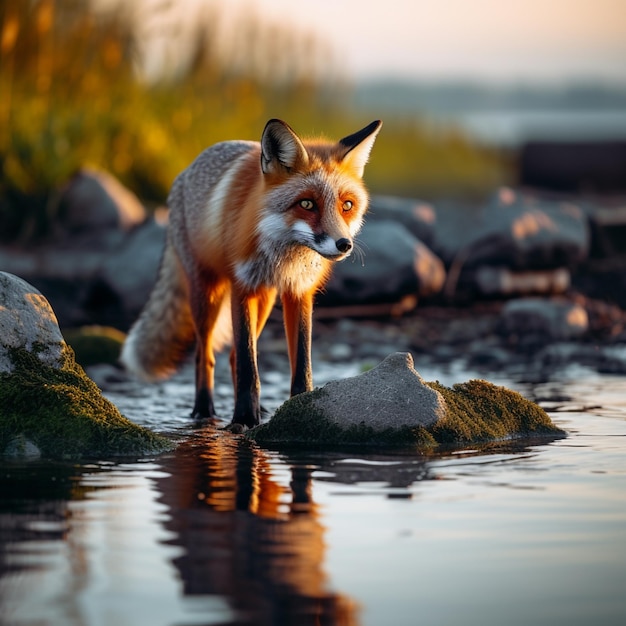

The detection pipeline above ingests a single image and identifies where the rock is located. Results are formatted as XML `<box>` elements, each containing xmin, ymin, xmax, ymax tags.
<box><xmin>0</xmin><ymin>169</ymin><xmax>156</xmax><ymax>328</ymax></box>
<box><xmin>466</xmin><ymin>188</ymin><xmax>590</xmax><ymax>269</ymax></box>
<box><xmin>499</xmin><ymin>297</ymin><xmax>589</xmax><ymax>342</ymax></box>
<box><xmin>368</xmin><ymin>195</ymin><xmax>438</xmax><ymax>248</ymax></box>
<box><xmin>0</xmin><ymin>272</ymin><xmax>171</xmax><ymax>459</ymax></box>
<box><xmin>320</xmin><ymin>220</ymin><xmax>446</xmax><ymax>307</ymax></box>
<box><xmin>573</xmin><ymin>257</ymin><xmax>626</xmax><ymax>310</ymax></box>
<box><xmin>62</xmin><ymin>326</ymin><xmax>126</xmax><ymax>367</ymax></box>
<box><xmin>3</xmin><ymin>435</ymin><xmax>41</xmax><ymax>459</ymax></box>
<box><xmin>586</xmin><ymin>205</ymin><xmax>626</xmax><ymax>257</ymax></box>
<box><xmin>313</xmin><ymin>352</ymin><xmax>447</xmax><ymax>430</ymax></box>
<box><xmin>536</xmin><ymin>342</ymin><xmax>626</xmax><ymax>374</ymax></box>
<box><xmin>58</xmin><ymin>167</ymin><xmax>146</xmax><ymax>235</ymax></box>
<box><xmin>467</xmin><ymin>342</ymin><xmax>512</xmax><ymax>368</ymax></box>
<box><xmin>433</xmin><ymin>188</ymin><xmax>590</xmax><ymax>298</ymax></box>
<box><xmin>0</xmin><ymin>272</ymin><xmax>66</xmax><ymax>374</ymax></box>
<box><xmin>249</xmin><ymin>352</ymin><xmax>563</xmax><ymax>448</ymax></box>
<box><xmin>0</xmin><ymin>243</ymin><xmax>126</xmax><ymax>328</ymax></box>
<box><xmin>84</xmin><ymin>218</ymin><xmax>166</xmax><ymax>329</ymax></box>
<box><xmin>474</xmin><ymin>266</ymin><xmax>571</xmax><ymax>296</ymax></box>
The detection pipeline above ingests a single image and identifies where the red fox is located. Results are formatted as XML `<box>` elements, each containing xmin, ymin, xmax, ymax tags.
<box><xmin>121</xmin><ymin>118</ymin><xmax>382</xmax><ymax>430</ymax></box>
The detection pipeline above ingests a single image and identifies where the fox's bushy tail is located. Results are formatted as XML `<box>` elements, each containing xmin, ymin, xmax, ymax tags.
<box><xmin>121</xmin><ymin>240</ymin><xmax>196</xmax><ymax>381</ymax></box>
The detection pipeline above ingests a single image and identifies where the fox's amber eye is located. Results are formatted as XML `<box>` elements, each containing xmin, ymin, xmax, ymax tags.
<box><xmin>342</xmin><ymin>200</ymin><xmax>353</xmax><ymax>212</ymax></box>
<box><xmin>299</xmin><ymin>199</ymin><xmax>315</xmax><ymax>211</ymax></box>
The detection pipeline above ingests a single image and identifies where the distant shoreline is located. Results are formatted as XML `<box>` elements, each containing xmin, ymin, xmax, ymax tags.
<box><xmin>353</xmin><ymin>80</ymin><xmax>626</xmax><ymax>146</ymax></box>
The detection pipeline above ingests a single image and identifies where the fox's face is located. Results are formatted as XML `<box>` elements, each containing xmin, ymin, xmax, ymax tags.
<box><xmin>258</xmin><ymin>119</ymin><xmax>382</xmax><ymax>263</ymax></box>
<box><xmin>260</xmin><ymin>167</ymin><xmax>368</xmax><ymax>262</ymax></box>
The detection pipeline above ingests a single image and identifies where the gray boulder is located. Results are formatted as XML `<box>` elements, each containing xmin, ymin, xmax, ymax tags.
<box><xmin>368</xmin><ymin>195</ymin><xmax>438</xmax><ymax>247</ymax></box>
<box><xmin>0</xmin><ymin>169</ymin><xmax>163</xmax><ymax>329</ymax></box>
<box><xmin>321</xmin><ymin>220</ymin><xmax>446</xmax><ymax>306</ymax></box>
<box><xmin>437</xmin><ymin>187</ymin><xmax>590</xmax><ymax>270</ymax></box>
<box><xmin>0</xmin><ymin>272</ymin><xmax>172</xmax><ymax>459</ymax></box>
<box><xmin>433</xmin><ymin>188</ymin><xmax>590</xmax><ymax>298</ymax></box>
<box><xmin>0</xmin><ymin>272</ymin><xmax>65</xmax><ymax>374</ymax></box>
<box><xmin>85</xmin><ymin>218</ymin><xmax>166</xmax><ymax>328</ymax></box>
<box><xmin>499</xmin><ymin>297</ymin><xmax>589</xmax><ymax>342</ymax></box>
<box><xmin>0</xmin><ymin>168</ymin><xmax>152</xmax><ymax>328</ymax></box>
<box><xmin>312</xmin><ymin>352</ymin><xmax>447</xmax><ymax>430</ymax></box>
<box><xmin>58</xmin><ymin>167</ymin><xmax>146</xmax><ymax>235</ymax></box>
<box><xmin>249</xmin><ymin>352</ymin><xmax>564</xmax><ymax>448</ymax></box>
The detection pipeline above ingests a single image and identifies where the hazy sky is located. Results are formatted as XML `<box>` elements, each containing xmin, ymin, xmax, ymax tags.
<box><xmin>217</xmin><ymin>0</ymin><xmax>626</xmax><ymax>84</ymax></box>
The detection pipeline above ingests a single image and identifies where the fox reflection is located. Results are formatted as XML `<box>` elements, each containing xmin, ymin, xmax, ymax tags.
<box><xmin>155</xmin><ymin>435</ymin><xmax>359</xmax><ymax>625</ymax></box>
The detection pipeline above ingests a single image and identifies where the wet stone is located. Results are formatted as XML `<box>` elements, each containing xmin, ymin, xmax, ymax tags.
<box><xmin>313</xmin><ymin>352</ymin><xmax>447</xmax><ymax>431</ymax></box>
<box><xmin>0</xmin><ymin>272</ymin><xmax>66</xmax><ymax>374</ymax></box>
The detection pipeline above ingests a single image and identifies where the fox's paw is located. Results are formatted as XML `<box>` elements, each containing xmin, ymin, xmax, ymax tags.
<box><xmin>224</xmin><ymin>412</ymin><xmax>261</xmax><ymax>433</ymax></box>
<box><xmin>192</xmin><ymin>415</ymin><xmax>220</xmax><ymax>429</ymax></box>
<box><xmin>190</xmin><ymin>406</ymin><xmax>220</xmax><ymax>423</ymax></box>
<box><xmin>222</xmin><ymin>422</ymin><xmax>247</xmax><ymax>434</ymax></box>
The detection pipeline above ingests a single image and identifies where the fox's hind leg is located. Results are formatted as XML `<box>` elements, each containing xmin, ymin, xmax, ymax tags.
<box><xmin>189</xmin><ymin>275</ymin><xmax>229</xmax><ymax>420</ymax></box>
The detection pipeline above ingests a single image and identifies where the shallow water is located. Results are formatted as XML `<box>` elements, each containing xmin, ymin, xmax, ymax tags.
<box><xmin>1</xmin><ymin>355</ymin><xmax>626</xmax><ymax>626</ymax></box>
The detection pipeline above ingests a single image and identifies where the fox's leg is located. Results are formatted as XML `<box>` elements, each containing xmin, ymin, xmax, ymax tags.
<box><xmin>282</xmin><ymin>290</ymin><xmax>314</xmax><ymax>396</ymax></box>
<box><xmin>230</xmin><ymin>287</ymin><xmax>276</xmax><ymax>428</ymax></box>
<box><xmin>189</xmin><ymin>277</ymin><xmax>228</xmax><ymax>420</ymax></box>
<box><xmin>228</xmin><ymin>287</ymin><xmax>276</xmax><ymax>392</ymax></box>
<box><xmin>254</xmin><ymin>288</ymin><xmax>277</xmax><ymax>420</ymax></box>
<box><xmin>230</xmin><ymin>288</ymin><xmax>261</xmax><ymax>427</ymax></box>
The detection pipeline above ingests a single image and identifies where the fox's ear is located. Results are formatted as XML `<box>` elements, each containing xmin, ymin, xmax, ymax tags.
<box><xmin>261</xmin><ymin>119</ymin><xmax>309</xmax><ymax>175</ymax></box>
<box><xmin>339</xmin><ymin>120</ymin><xmax>382</xmax><ymax>178</ymax></box>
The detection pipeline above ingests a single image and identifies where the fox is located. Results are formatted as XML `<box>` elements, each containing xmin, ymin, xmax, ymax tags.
<box><xmin>121</xmin><ymin>118</ymin><xmax>382</xmax><ymax>430</ymax></box>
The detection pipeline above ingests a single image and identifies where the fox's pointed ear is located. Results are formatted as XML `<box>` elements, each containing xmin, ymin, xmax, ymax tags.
<box><xmin>339</xmin><ymin>120</ymin><xmax>382</xmax><ymax>178</ymax></box>
<box><xmin>261</xmin><ymin>119</ymin><xmax>309</xmax><ymax>175</ymax></box>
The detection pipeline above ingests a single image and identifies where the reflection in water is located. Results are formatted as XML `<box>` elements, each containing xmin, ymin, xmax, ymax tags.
<box><xmin>2</xmin><ymin>366</ymin><xmax>625</xmax><ymax>626</ymax></box>
<box><xmin>0</xmin><ymin>466</ymin><xmax>67</xmax><ymax>584</ymax></box>
<box><xmin>0</xmin><ymin>462</ymin><xmax>91</xmax><ymax>625</ymax></box>
<box><xmin>156</xmin><ymin>432</ymin><xmax>359</xmax><ymax>625</ymax></box>
<box><xmin>0</xmin><ymin>439</ymin><xmax>363</xmax><ymax>626</ymax></box>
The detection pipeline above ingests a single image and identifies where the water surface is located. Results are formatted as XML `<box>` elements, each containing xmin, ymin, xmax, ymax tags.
<box><xmin>1</xmin><ymin>359</ymin><xmax>625</xmax><ymax>626</ymax></box>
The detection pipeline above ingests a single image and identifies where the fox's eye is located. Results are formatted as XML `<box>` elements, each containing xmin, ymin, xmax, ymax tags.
<box><xmin>342</xmin><ymin>200</ymin><xmax>354</xmax><ymax>212</ymax></box>
<box><xmin>299</xmin><ymin>199</ymin><xmax>315</xmax><ymax>211</ymax></box>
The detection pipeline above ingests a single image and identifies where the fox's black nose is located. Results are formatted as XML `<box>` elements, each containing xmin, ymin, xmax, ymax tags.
<box><xmin>335</xmin><ymin>238</ymin><xmax>352</xmax><ymax>253</ymax></box>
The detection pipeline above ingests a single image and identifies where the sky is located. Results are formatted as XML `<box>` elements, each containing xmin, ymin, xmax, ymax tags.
<box><xmin>214</xmin><ymin>0</ymin><xmax>626</xmax><ymax>85</ymax></box>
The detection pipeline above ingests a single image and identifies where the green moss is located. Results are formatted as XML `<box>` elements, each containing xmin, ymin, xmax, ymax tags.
<box><xmin>426</xmin><ymin>379</ymin><xmax>562</xmax><ymax>445</ymax></box>
<box><xmin>63</xmin><ymin>326</ymin><xmax>126</xmax><ymax>367</ymax></box>
<box><xmin>249</xmin><ymin>378</ymin><xmax>563</xmax><ymax>451</ymax></box>
<box><xmin>0</xmin><ymin>345</ymin><xmax>172</xmax><ymax>459</ymax></box>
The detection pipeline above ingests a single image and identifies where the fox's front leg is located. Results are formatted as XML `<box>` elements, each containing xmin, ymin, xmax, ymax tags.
<box><xmin>230</xmin><ymin>288</ymin><xmax>263</xmax><ymax>428</ymax></box>
<box><xmin>282</xmin><ymin>291</ymin><xmax>314</xmax><ymax>396</ymax></box>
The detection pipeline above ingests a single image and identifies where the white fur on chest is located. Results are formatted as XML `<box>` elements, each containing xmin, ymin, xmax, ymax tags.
<box><xmin>234</xmin><ymin>247</ymin><xmax>325</xmax><ymax>295</ymax></box>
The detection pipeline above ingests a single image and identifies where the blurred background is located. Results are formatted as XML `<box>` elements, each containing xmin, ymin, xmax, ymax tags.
<box><xmin>1</xmin><ymin>0</ymin><xmax>625</xmax><ymax>240</ymax></box>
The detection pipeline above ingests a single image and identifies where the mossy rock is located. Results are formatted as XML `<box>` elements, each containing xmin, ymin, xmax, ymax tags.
<box><xmin>249</xmin><ymin>354</ymin><xmax>564</xmax><ymax>451</ymax></box>
<box><xmin>0</xmin><ymin>345</ymin><xmax>172</xmax><ymax>459</ymax></box>
<box><xmin>63</xmin><ymin>325</ymin><xmax>126</xmax><ymax>367</ymax></box>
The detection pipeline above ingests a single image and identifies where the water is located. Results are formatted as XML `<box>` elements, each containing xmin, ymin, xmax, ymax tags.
<box><xmin>1</xmin><ymin>357</ymin><xmax>625</xmax><ymax>626</ymax></box>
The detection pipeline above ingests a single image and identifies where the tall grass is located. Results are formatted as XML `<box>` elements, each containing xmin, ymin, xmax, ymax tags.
<box><xmin>0</xmin><ymin>0</ymin><xmax>510</xmax><ymax>242</ymax></box>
